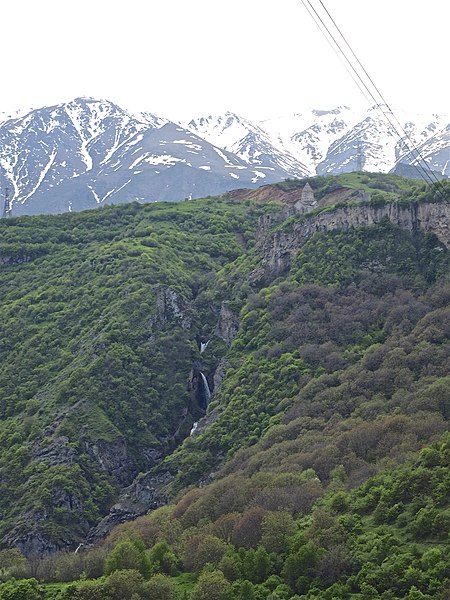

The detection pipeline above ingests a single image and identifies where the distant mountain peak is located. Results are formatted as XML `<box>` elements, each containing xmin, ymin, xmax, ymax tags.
<box><xmin>1</xmin><ymin>98</ymin><xmax>449</xmax><ymax>217</ymax></box>
<box><xmin>0</xmin><ymin>98</ymin><xmax>299</xmax><ymax>216</ymax></box>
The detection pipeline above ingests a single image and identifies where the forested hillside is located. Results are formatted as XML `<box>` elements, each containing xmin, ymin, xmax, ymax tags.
<box><xmin>0</xmin><ymin>174</ymin><xmax>449</xmax><ymax>599</ymax></box>
<box><xmin>0</xmin><ymin>197</ymin><xmax>274</xmax><ymax>554</ymax></box>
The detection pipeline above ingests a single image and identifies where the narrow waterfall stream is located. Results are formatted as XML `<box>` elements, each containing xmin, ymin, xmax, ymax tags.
<box><xmin>200</xmin><ymin>372</ymin><xmax>211</xmax><ymax>407</ymax></box>
<box><xmin>200</xmin><ymin>340</ymin><xmax>209</xmax><ymax>353</ymax></box>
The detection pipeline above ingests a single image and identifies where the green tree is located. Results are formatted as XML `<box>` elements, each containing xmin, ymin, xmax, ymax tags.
<box><xmin>60</xmin><ymin>581</ymin><xmax>106</xmax><ymax>600</ymax></box>
<box><xmin>253</xmin><ymin>547</ymin><xmax>271</xmax><ymax>583</ymax></box>
<box><xmin>235</xmin><ymin>579</ymin><xmax>255</xmax><ymax>600</ymax></box>
<box><xmin>184</xmin><ymin>535</ymin><xmax>228</xmax><ymax>572</ymax></box>
<box><xmin>104</xmin><ymin>568</ymin><xmax>145</xmax><ymax>600</ymax></box>
<box><xmin>261</xmin><ymin>512</ymin><xmax>295</xmax><ymax>554</ymax></box>
<box><xmin>0</xmin><ymin>549</ymin><xmax>28</xmax><ymax>581</ymax></box>
<box><xmin>148</xmin><ymin>541</ymin><xmax>179</xmax><ymax>576</ymax></box>
<box><xmin>191</xmin><ymin>570</ymin><xmax>231</xmax><ymax>600</ymax></box>
<box><xmin>0</xmin><ymin>578</ymin><xmax>45</xmax><ymax>600</ymax></box>
<box><xmin>105</xmin><ymin>539</ymin><xmax>151</xmax><ymax>578</ymax></box>
<box><xmin>143</xmin><ymin>574</ymin><xmax>178</xmax><ymax>600</ymax></box>
<box><xmin>282</xmin><ymin>543</ymin><xmax>323</xmax><ymax>591</ymax></box>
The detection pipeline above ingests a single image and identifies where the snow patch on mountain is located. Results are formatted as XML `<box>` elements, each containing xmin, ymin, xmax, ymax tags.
<box><xmin>2</xmin><ymin>98</ymin><xmax>450</xmax><ymax>218</ymax></box>
<box><xmin>184</xmin><ymin>112</ymin><xmax>310</xmax><ymax>177</ymax></box>
<box><xmin>0</xmin><ymin>100</ymin><xmax>298</xmax><ymax>216</ymax></box>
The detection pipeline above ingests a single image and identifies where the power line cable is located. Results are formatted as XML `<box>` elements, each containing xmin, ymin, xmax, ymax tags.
<box><xmin>301</xmin><ymin>0</ymin><xmax>448</xmax><ymax>198</ymax></box>
<box><xmin>302</xmin><ymin>0</ymin><xmax>435</xmax><ymax>183</ymax></box>
<box><xmin>316</xmin><ymin>0</ymin><xmax>447</xmax><ymax>194</ymax></box>
<box><xmin>299</xmin><ymin>0</ymin><xmax>374</xmax><ymax>108</ymax></box>
<box><xmin>303</xmin><ymin>0</ymin><xmax>438</xmax><ymax>187</ymax></box>
<box><xmin>317</xmin><ymin>0</ymin><xmax>449</xmax><ymax>199</ymax></box>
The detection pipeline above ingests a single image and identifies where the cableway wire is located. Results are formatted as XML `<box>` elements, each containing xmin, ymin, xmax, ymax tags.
<box><xmin>300</xmin><ymin>0</ymin><xmax>449</xmax><ymax>200</ymax></box>
<box><xmin>316</xmin><ymin>0</ymin><xmax>448</xmax><ymax>195</ymax></box>
<box><xmin>302</xmin><ymin>0</ymin><xmax>440</xmax><ymax>189</ymax></box>
<box><xmin>303</xmin><ymin>0</ymin><xmax>444</xmax><ymax>192</ymax></box>
<box><xmin>299</xmin><ymin>0</ymin><xmax>374</xmax><ymax>108</ymax></box>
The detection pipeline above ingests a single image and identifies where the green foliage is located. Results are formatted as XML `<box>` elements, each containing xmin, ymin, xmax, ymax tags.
<box><xmin>105</xmin><ymin>538</ymin><xmax>151</xmax><ymax>578</ymax></box>
<box><xmin>0</xmin><ymin>197</ymin><xmax>265</xmax><ymax>546</ymax></box>
<box><xmin>1</xmin><ymin>176</ymin><xmax>450</xmax><ymax>599</ymax></box>
<box><xmin>190</xmin><ymin>570</ymin><xmax>231</xmax><ymax>600</ymax></box>
<box><xmin>0</xmin><ymin>549</ymin><xmax>28</xmax><ymax>581</ymax></box>
<box><xmin>277</xmin><ymin>172</ymin><xmax>421</xmax><ymax>201</ymax></box>
<box><xmin>292</xmin><ymin>220</ymin><xmax>449</xmax><ymax>287</ymax></box>
<box><xmin>143</xmin><ymin>574</ymin><xmax>178</xmax><ymax>600</ymax></box>
<box><xmin>104</xmin><ymin>568</ymin><xmax>145</xmax><ymax>600</ymax></box>
<box><xmin>148</xmin><ymin>541</ymin><xmax>179</xmax><ymax>576</ymax></box>
<box><xmin>183</xmin><ymin>535</ymin><xmax>228</xmax><ymax>572</ymax></box>
<box><xmin>59</xmin><ymin>580</ymin><xmax>105</xmax><ymax>600</ymax></box>
<box><xmin>0</xmin><ymin>578</ymin><xmax>45</xmax><ymax>600</ymax></box>
<box><xmin>167</xmin><ymin>225</ymin><xmax>449</xmax><ymax>498</ymax></box>
<box><xmin>261</xmin><ymin>512</ymin><xmax>296</xmax><ymax>554</ymax></box>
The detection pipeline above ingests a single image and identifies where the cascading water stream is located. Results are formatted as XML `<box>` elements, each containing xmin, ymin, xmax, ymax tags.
<box><xmin>200</xmin><ymin>340</ymin><xmax>209</xmax><ymax>353</ymax></box>
<box><xmin>200</xmin><ymin>372</ymin><xmax>211</xmax><ymax>407</ymax></box>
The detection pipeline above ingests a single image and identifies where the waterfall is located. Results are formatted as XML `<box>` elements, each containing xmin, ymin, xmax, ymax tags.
<box><xmin>200</xmin><ymin>372</ymin><xmax>211</xmax><ymax>407</ymax></box>
<box><xmin>200</xmin><ymin>340</ymin><xmax>209</xmax><ymax>353</ymax></box>
<box><xmin>190</xmin><ymin>421</ymin><xmax>198</xmax><ymax>436</ymax></box>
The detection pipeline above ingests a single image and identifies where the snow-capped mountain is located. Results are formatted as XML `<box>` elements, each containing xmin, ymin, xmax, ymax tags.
<box><xmin>259</xmin><ymin>106</ymin><xmax>364</xmax><ymax>173</ymax></box>
<box><xmin>195</xmin><ymin>106</ymin><xmax>450</xmax><ymax>178</ymax></box>
<box><xmin>0</xmin><ymin>107</ymin><xmax>32</xmax><ymax>126</ymax></box>
<box><xmin>260</xmin><ymin>106</ymin><xmax>450</xmax><ymax>176</ymax></box>
<box><xmin>184</xmin><ymin>112</ymin><xmax>309</xmax><ymax>178</ymax></box>
<box><xmin>0</xmin><ymin>98</ymin><xmax>151</xmax><ymax>214</ymax></box>
<box><xmin>315</xmin><ymin>108</ymin><xmax>399</xmax><ymax>174</ymax></box>
<box><xmin>1</xmin><ymin>98</ymin><xmax>450</xmax><ymax>217</ymax></box>
<box><xmin>0</xmin><ymin>98</ymin><xmax>294</xmax><ymax>216</ymax></box>
<box><xmin>314</xmin><ymin>108</ymin><xmax>450</xmax><ymax>175</ymax></box>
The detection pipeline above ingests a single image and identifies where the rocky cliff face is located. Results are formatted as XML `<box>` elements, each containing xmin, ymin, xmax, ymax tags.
<box><xmin>149</xmin><ymin>285</ymin><xmax>192</xmax><ymax>330</ymax></box>
<box><xmin>81</xmin><ymin>438</ymin><xmax>137</xmax><ymax>486</ymax></box>
<box><xmin>86</xmin><ymin>472</ymin><xmax>170</xmax><ymax>544</ymax></box>
<box><xmin>254</xmin><ymin>201</ymin><xmax>450</xmax><ymax>281</ymax></box>
<box><xmin>214</xmin><ymin>303</ymin><xmax>239</xmax><ymax>345</ymax></box>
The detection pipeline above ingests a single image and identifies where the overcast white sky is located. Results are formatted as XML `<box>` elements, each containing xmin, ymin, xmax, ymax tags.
<box><xmin>1</xmin><ymin>1</ymin><xmax>449</xmax><ymax>121</ymax></box>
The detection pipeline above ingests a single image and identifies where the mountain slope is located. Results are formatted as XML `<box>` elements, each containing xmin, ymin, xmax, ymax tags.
<box><xmin>2</xmin><ymin>99</ymin><xmax>450</xmax><ymax>218</ymax></box>
<box><xmin>0</xmin><ymin>177</ymin><xmax>448</xmax><ymax>600</ymax></box>
<box><xmin>184</xmin><ymin>106</ymin><xmax>450</xmax><ymax>180</ymax></box>
<box><xmin>20</xmin><ymin>120</ymin><xmax>288</xmax><ymax>215</ymax></box>
<box><xmin>260</xmin><ymin>106</ymin><xmax>363</xmax><ymax>173</ymax></box>
<box><xmin>0</xmin><ymin>174</ymin><xmax>448</xmax><ymax>560</ymax></box>
<box><xmin>0</xmin><ymin>98</ymin><xmax>154</xmax><ymax>212</ymax></box>
<box><xmin>0</xmin><ymin>100</ymin><xmax>297</xmax><ymax>216</ymax></box>
<box><xmin>258</xmin><ymin>106</ymin><xmax>450</xmax><ymax>176</ymax></box>
<box><xmin>0</xmin><ymin>196</ymin><xmax>274</xmax><ymax>553</ymax></box>
<box><xmin>184</xmin><ymin>112</ymin><xmax>310</xmax><ymax>177</ymax></box>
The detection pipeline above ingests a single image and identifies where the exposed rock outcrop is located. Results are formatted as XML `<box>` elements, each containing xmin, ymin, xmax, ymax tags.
<box><xmin>4</xmin><ymin>529</ymin><xmax>64</xmax><ymax>557</ymax></box>
<box><xmin>213</xmin><ymin>357</ymin><xmax>230</xmax><ymax>393</ymax></box>
<box><xmin>3</xmin><ymin>485</ymin><xmax>89</xmax><ymax>556</ymax></box>
<box><xmin>81</xmin><ymin>437</ymin><xmax>137</xmax><ymax>486</ymax></box>
<box><xmin>86</xmin><ymin>472</ymin><xmax>171</xmax><ymax>543</ymax></box>
<box><xmin>31</xmin><ymin>435</ymin><xmax>77</xmax><ymax>466</ymax></box>
<box><xmin>214</xmin><ymin>303</ymin><xmax>239</xmax><ymax>345</ymax></box>
<box><xmin>189</xmin><ymin>406</ymin><xmax>221</xmax><ymax>438</ymax></box>
<box><xmin>149</xmin><ymin>285</ymin><xmax>192</xmax><ymax>330</ymax></box>
<box><xmin>254</xmin><ymin>201</ymin><xmax>450</xmax><ymax>281</ymax></box>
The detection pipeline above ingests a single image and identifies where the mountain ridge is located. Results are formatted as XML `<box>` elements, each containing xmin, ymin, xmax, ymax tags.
<box><xmin>0</xmin><ymin>98</ymin><xmax>297</xmax><ymax>216</ymax></box>
<box><xmin>2</xmin><ymin>98</ymin><xmax>450</xmax><ymax>217</ymax></box>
